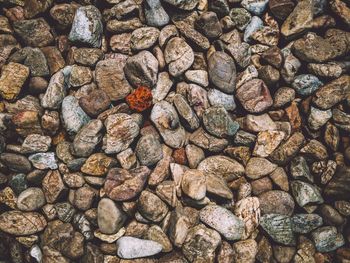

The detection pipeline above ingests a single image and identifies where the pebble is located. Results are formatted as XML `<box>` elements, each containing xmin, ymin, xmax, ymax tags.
<box><xmin>244</xmin><ymin>16</ymin><xmax>264</xmax><ymax>42</ymax></box>
<box><xmin>0</xmin><ymin>153</ymin><xmax>32</xmax><ymax>173</ymax></box>
<box><xmin>116</xmin><ymin>236</ymin><xmax>163</xmax><ymax>259</ymax></box>
<box><xmin>95</xmin><ymin>57</ymin><xmax>132</xmax><ymax>101</ymax></box>
<box><xmin>21</xmin><ymin>134</ymin><xmax>51</xmax><ymax>154</ymax></box>
<box><xmin>137</xmin><ymin>190</ymin><xmax>168</xmax><ymax>222</ymax></box>
<box><xmin>208</xmin><ymin>88</ymin><xmax>236</xmax><ymax>111</ymax></box>
<box><xmin>97</xmin><ymin>198</ymin><xmax>126</xmax><ymax>235</ymax></box>
<box><xmin>135</xmin><ymin>134</ymin><xmax>163</xmax><ymax>166</ymax></box>
<box><xmin>311</xmin><ymin>226</ymin><xmax>345</xmax><ymax>252</ymax></box>
<box><xmin>164</xmin><ymin>37</ymin><xmax>194</xmax><ymax>77</ymax></box>
<box><xmin>308</xmin><ymin>106</ymin><xmax>332</xmax><ymax>130</ymax></box>
<box><xmin>42</xmin><ymin>170</ymin><xmax>66</xmax><ymax>203</ymax></box>
<box><xmin>189</xmin><ymin>127</ymin><xmax>228</xmax><ymax>153</ymax></box>
<box><xmin>131</xmin><ymin>27</ymin><xmax>160</xmax><ymax>51</ymax></box>
<box><xmin>81</xmin><ymin>153</ymin><xmax>117</xmax><ymax>176</ymax></box>
<box><xmin>241</xmin><ymin>0</ymin><xmax>269</xmax><ymax>15</ymax></box>
<box><xmin>124</xmin><ymin>51</ymin><xmax>159</xmax><ymax>87</ymax></box>
<box><xmin>185</xmin><ymin>70</ymin><xmax>209</xmax><ymax>87</ymax></box>
<box><xmin>28</xmin><ymin>152</ymin><xmax>58</xmax><ymax>170</ymax></box>
<box><xmin>259</xmin><ymin>190</ymin><xmax>295</xmax><ymax>216</ymax></box>
<box><xmin>236</xmin><ymin>79</ymin><xmax>273</xmax><ymax>113</ymax></box>
<box><xmin>68</xmin><ymin>5</ymin><xmax>102</xmax><ymax>48</ymax></box>
<box><xmin>181</xmin><ymin>169</ymin><xmax>206</xmax><ymax>200</ymax></box>
<box><xmin>104</xmin><ymin>166</ymin><xmax>150</xmax><ymax>201</ymax></box>
<box><xmin>144</xmin><ymin>0</ymin><xmax>169</xmax><ymax>27</ymax></box>
<box><xmin>246</xmin><ymin>157</ymin><xmax>277</xmax><ymax>179</ymax></box>
<box><xmin>260</xmin><ymin>214</ymin><xmax>295</xmax><ymax>246</ymax></box>
<box><xmin>208</xmin><ymin>51</ymin><xmax>236</xmax><ymax>94</ymax></box>
<box><xmin>196</xmin><ymin>11</ymin><xmax>222</xmax><ymax>39</ymax></box>
<box><xmin>173</xmin><ymin>94</ymin><xmax>200</xmax><ymax>130</ymax></box>
<box><xmin>17</xmin><ymin>187</ymin><xmax>45</xmax><ymax>211</ymax></box>
<box><xmin>253</xmin><ymin>131</ymin><xmax>285</xmax><ymax>157</ymax></box>
<box><xmin>104</xmin><ymin>113</ymin><xmax>140</xmax><ymax>154</ymax></box>
<box><xmin>232</xmin><ymin>239</ymin><xmax>258</xmax><ymax>263</ymax></box>
<box><xmin>292</xmin><ymin>74</ymin><xmax>323</xmax><ymax>96</ymax></box>
<box><xmin>0</xmin><ymin>211</ymin><xmax>47</xmax><ymax>236</ymax></box>
<box><xmin>291</xmin><ymin>214</ymin><xmax>323</xmax><ymax>233</ymax></box>
<box><xmin>203</xmin><ymin>106</ymin><xmax>239</xmax><ymax>138</ymax></box>
<box><xmin>0</xmin><ymin>62</ymin><xmax>29</xmax><ymax>101</ymax></box>
<box><xmin>229</xmin><ymin>8</ymin><xmax>252</xmax><ymax>31</ymax></box>
<box><xmin>290</xmin><ymin>156</ymin><xmax>313</xmax><ymax>182</ymax></box>
<box><xmin>291</xmin><ymin>180</ymin><xmax>324</xmax><ymax>208</ymax></box>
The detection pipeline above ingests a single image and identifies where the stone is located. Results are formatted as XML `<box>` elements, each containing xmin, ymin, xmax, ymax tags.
<box><xmin>21</xmin><ymin>134</ymin><xmax>51</xmax><ymax>154</ymax></box>
<box><xmin>202</xmin><ymin>106</ymin><xmax>239</xmax><ymax>138</ymax></box>
<box><xmin>290</xmin><ymin>157</ymin><xmax>312</xmax><ymax>184</ymax></box>
<box><xmin>163</xmin><ymin>0</ymin><xmax>199</xmax><ymax>10</ymax></box>
<box><xmin>13</xmin><ymin>18</ymin><xmax>54</xmax><ymax>47</ymax></box>
<box><xmin>131</xmin><ymin>27</ymin><xmax>160</xmax><ymax>51</ymax></box>
<box><xmin>260</xmin><ymin>214</ymin><xmax>295</xmax><ymax>245</ymax></box>
<box><xmin>17</xmin><ymin>187</ymin><xmax>45</xmax><ymax>211</ymax></box>
<box><xmin>145</xmin><ymin>225</ymin><xmax>173</xmax><ymax>252</ymax></box>
<box><xmin>144</xmin><ymin>0</ymin><xmax>169</xmax><ymax>27</ymax></box>
<box><xmin>104</xmin><ymin>113</ymin><xmax>140</xmax><ymax>154</ymax></box>
<box><xmin>152</xmin><ymin>72</ymin><xmax>173</xmax><ymax>102</ymax></box>
<box><xmin>311</xmin><ymin>226</ymin><xmax>345</xmax><ymax>252</ymax></box>
<box><xmin>81</xmin><ymin>153</ymin><xmax>117</xmax><ymax>176</ymax></box>
<box><xmin>68</xmin><ymin>5</ymin><xmax>102</xmax><ymax>48</ymax></box>
<box><xmin>116</xmin><ymin>237</ymin><xmax>163</xmax><ymax>259</ymax></box>
<box><xmin>72</xmin><ymin>120</ymin><xmax>103</xmax><ymax>157</ymax></box>
<box><xmin>332</xmin><ymin>108</ymin><xmax>350</xmax><ymax>132</ymax></box>
<box><xmin>173</xmin><ymin>94</ymin><xmax>200</xmax><ymax>130</ymax></box>
<box><xmin>95</xmin><ymin>58</ymin><xmax>132</xmax><ymax>101</ymax></box>
<box><xmin>207</xmin><ymin>89</ymin><xmax>236</xmax><ymax>111</ymax></box>
<box><xmin>104</xmin><ymin>166</ymin><xmax>150</xmax><ymax>201</ymax></box>
<box><xmin>205</xmin><ymin>173</ymin><xmax>233</xmax><ymax>199</ymax></box>
<box><xmin>246</xmin><ymin>157</ymin><xmax>277</xmax><ymax>179</ymax></box>
<box><xmin>312</xmin><ymin>75</ymin><xmax>350</xmax><ymax>110</ymax></box>
<box><xmin>69</xmin><ymin>65</ymin><xmax>92</xmax><ymax>87</ymax></box>
<box><xmin>164</xmin><ymin>37</ymin><xmax>194</xmax><ymax>77</ymax></box>
<box><xmin>208</xmin><ymin>51</ymin><xmax>236</xmax><ymax>93</ymax></box>
<box><xmin>291</xmin><ymin>180</ymin><xmax>324</xmax><ymax>208</ymax></box>
<box><xmin>136</xmin><ymin>134</ymin><xmax>163</xmax><ymax>166</ymax></box>
<box><xmin>0</xmin><ymin>62</ymin><xmax>29</xmax><ymax>101</ymax></box>
<box><xmin>229</xmin><ymin>8</ymin><xmax>252</xmax><ymax>30</ymax></box>
<box><xmin>308</xmin><ymin>63</ymin><xmax>343</xmax><ymax>79</ymax></box>
<box><xmin>190</xmin><ymin>128</ymin><xmax>228</xmax><ymax>153</ymax></box>
<box><xmin>73</xmin><ymin>186</ymin><xmax>95</xmax><ymax>211</ymax></box>
<box><xmin>151</xmin><ymin>101</ymin><xmax>186</xmax><ymax>149</ymax></box>
<box><xmin>195</xmin><ymin>11</ymin><xmax>222</xmax><ymax>38</ymax></box>
<box><xmin>234</xmin><ymin>197</ymin><xmax>260</xmax><ymax>239</ymax></box>
<box><xmin>110</xmin><ymin>33</ymin><xmax>131</xmax><ymax>54</ymax></box>
<box><xmin>259</xmin><ymin>190</ymin><xmax>295</xmax><ymax>216</ymax></box>
<box><xmin>198</xmin><ymin>155</ymin><xmax>245</xmax><ymax>182</ymax></box>
<box><xmin>324</xmin><ymin>166</ymin><xmax>350</xmax><ymax>199</ymax></box>
<box><xmin>232</xmin><ymin>239</ymin><xmax>258</xmax><ymax>263</ymax></box>
<box><xmin>42</xmin><ymin>170</ymin><xmax>66</xmax><ymax>203</ymax></box>
<box><xmin>308</xmin><ymin>106</ymin><xmax>332</xmax><ymax>130</ymax></box>
<box><xmin>269</xmin><ymin>0</ymin><xmax>295</xmax><ymax>20</ymax></box>
<box><xmin>107</xmin><ymin>18</ymin><xmax>143</xmax><ymax>33</ymax></box>
<box><xmin>245</xmin><ymin>113</ymin><xmax>277</xmax><ymax>132</ymax></box>
<box><xmin>244</xmin><ymin>16</ymin><xmax>264</xmax><ymax>42</ymax></box>
<box><xmin>291</xmin><ymin>214</ymin><xmax>323</xmax><ymax>233</ymax></box>
<box><xmin>182</xmin><ymin>224</ymin><xmax>221</xmax><ymax>262</ymax></box>
<box><xmin>50</xmin><ymin>3</ymin><xmax>78</xmax><ymax>28</ymax></box>
<box><xmin>98</xmin><ymin>198</ymin><xmax>126</xmax><ymax>235</ymax></box>
<box><xmin>181</xmin><ymin>169</ymin><xmax>206</xmax><ymax>200</ymax></box>
<box><xmin>0</xmin><ymin>211</ymin><xmax>47</xmax><ymax>236</ymax></box>
<box><xmin>329</xmin><ymin>0</ymin><xmax>350</xmax><ymax>26</ymax></box>
<box><xmin>61</xmin><ymin>96</ymin><xmax>90</xmax><ymax>135</ymax></box>
<box><xmin>137</xmin><ymin>190</ymin><xmax>168</xmax><ymax>222</ymax></box>
<box><xmin>236</xmin><ymin>79</ymin><xmax>273</xmax><ymax>113</ymax></box>
<box><xmin>29</xmin><ymin>152</ymin><xmax>58</xmax><ymax>170</ymax></box>
<box><xmin>269</xmin><ymin>132</ymin><xmax>305</xmax><ymax>165</ymax></box>
<box><xmin>253</xmin><ymin>131</ymin><xmax>285</xmax><ymax>157</ymax></box>
<box><xmin>187</xmin><ymin>83</ymin><xmax>210</xmax><ymax>118</ymax></box>
<box><xmin>124</xmin><ymin>51</ymin><xmax>159</xmax><ymax>87</ymax></box>
<box><xmin>200</xmin><ymin>205</ymin><xmax>244</xmax><ymax>241</ymax></box>
<box><xmin>185</xmin><ymin>70</ymin><xmax>209</xmax><ymax>87</ymax></box>
<box><xmin>292</xmin><ymin>74</ymin><xmax>323</xmax><ymax>96</ymax></box>
<box><xmin>0</xmin><ymin>153</ymin><xmax>31</xmax><ymax>173</ymax></box>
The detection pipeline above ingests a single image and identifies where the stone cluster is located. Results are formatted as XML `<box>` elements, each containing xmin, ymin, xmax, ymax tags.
<box><xmin>0</xmin><ymin>0</ymin><xmax>349</xmax><ymax>262</ymax></box>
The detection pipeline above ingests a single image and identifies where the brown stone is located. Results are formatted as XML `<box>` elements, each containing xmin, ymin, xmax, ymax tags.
<box><xmin>81</xmin><ymin>153</ymin><xmax>117</xmax><ymax>176</ymax></box>
<box><xmin>0</xmin><ymin>211</ymin><xmax>47</xmax><ymax>235</ymax></box>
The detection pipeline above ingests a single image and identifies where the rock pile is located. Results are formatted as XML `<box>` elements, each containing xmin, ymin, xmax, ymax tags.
<box><xmin>0</xmin><ymin>0</ymin><xmax>349</xmax><ymax>262</ymax></box>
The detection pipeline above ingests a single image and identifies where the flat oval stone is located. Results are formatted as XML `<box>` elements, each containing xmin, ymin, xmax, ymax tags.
<box><xmin>200</xmin><ymin>204</ymin><xmax>244</xmax><ymax>241</ymax></box>
<box><xmin>164</xmin><ymin>37</ymin><xmax>194</xmax><ymax>77</ymax></box>
<box><xmin>17</xmin><ymin>187</ymin><xmax>46</xmax><ymax>211</ymax></box>
<box><xmin>116</xmin><ymin>236</ymin><xmax>163</xmax><ymax>259</ymax></box>
<box><xmin>208</xmin><ymin>51</ymin><xmax>236</xmax><ymax>93</ymax></box>
<box><xmin>0</xmin><ymin>153</ymin><xmax>32</xmax><ymax>173</ymax></box>
<box><xmin>198</xmin><ymin>155</ymin><xmax>245</xmax><ymax>182</ymax></box>
<box><xmin>0</xmin><ymin>211</ymin><xmax>47</xmax><ymax>236</ymax></box>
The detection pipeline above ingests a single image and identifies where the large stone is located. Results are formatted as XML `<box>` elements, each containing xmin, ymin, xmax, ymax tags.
<box><xmin>144</xmin><ymin>0</ymin><xmax>169</xmax><ymax>27</ymax></box>
<box><xmin>259</xmin><ymin>190</ymin><xmax>295</xmax><ymax>216</ymax></box>
<box><xmin>0</xmin><ymin>211</ymin><xmax>47</xmax><ymax>236</ymax></box>
<box><xmin>135</xmin><ymin>134</ymin><xmax>163</xmax><ymax>166</ymax></box>
<box><xmin>97</xmin><ymin>198</ymin><xmax>126</xmax><ymax>234</ymax></box>
<box><xmin>246</xmin><ymin>157</ymin><xmax>277</xmax><ymax>179</ymax></box>
<box><xmin>17</xmin><ymin>187</ymin><xmax>46</xmax><ymax>211</ymax></box>
<box><xmin>131</xmin><ymin>27</ymin><xmax>160</xmax><ymax>51</ymax></box>
<box><xmin>291</xmin><ymin>180</ymin><xmax>324</xmax><ymax>208</ymax></box>
<box><xmin>137</xmin><ymin>190</ymin><xmax>168</xmax><ymax>222</ymax></box>
<box><xmin>311</xmin><ymin>226</ymin><xmax>345</xmax><ymax>252</ymax></box>
<box><xmin>81</xmin><ymin>153</ymin><xmax>117</xmax><ymax>176</ymax></box>
<box><xmin>260</xmin><ymin>214</ymin><xmax>295</xmax><ymax>246</ymax></box>
<box><xmin>0</xmin><ymin>62</ymin><xmax>29</xmax><ymax>101</ymax></box>
<box><xmin>68</xmin><ymin>5</ymin><xmax>103</xmax><ymax>48</ymax></box>
<box><xmin>200</xmin><ymin>205</ymin><xmax>244</xmax><ymax>241</ymax></box>
<box><xmin>95</xmin><ymin>58</ymin><xmax>132</xmax><ymax>101</ymax></box>
<box><xmin>164</xmin><ymin>37</ymin><xmax>194</xmax><ymax>77</ymax></box>
<box><xmin>116</xmin><ymin>237</ymin><xmax>163</xmax><ymax>259</ymax></box>
<box><xmin>124</xmin><ymin>51</ymin><xmax>159</xmax><ymax>87</ymax></box>
<box><xmin>208</xmin><ymin>51</ymin><xmax>236</xmax><ymax>93</ymax></box>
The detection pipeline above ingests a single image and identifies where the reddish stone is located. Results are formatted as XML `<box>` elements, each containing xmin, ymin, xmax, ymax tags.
<box><xmin>126</xmin><ymin>86</ymin><xmax>153</xmax><ymax>112</ymax></box>
<box><xmin>172</xmin><ymin>148</ymin><xmax>187</xmax><ymax>165</ymax></box>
